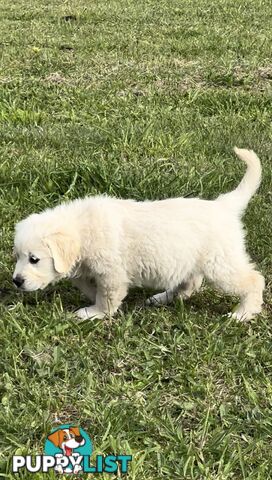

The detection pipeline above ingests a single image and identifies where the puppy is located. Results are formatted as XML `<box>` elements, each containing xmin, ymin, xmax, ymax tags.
<box><xmin>47</xmin><ymin>426</ymin><xmax>85</xmax><ymax>474</ymax></box>
<box><xmin>13</xmin><ymin>148</ymin><xmax>264</xmax><ymax>321</ymax></box>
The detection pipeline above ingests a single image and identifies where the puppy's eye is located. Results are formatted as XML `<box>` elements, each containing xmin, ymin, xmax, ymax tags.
<box><xmin>29</xmin><ymin>255</ymin><xmax>40</xmax><ymax>264</ymax></box>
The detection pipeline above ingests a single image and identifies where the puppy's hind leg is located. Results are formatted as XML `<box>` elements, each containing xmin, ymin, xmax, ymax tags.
<box><xmin>146</xmin><ymin>274</ymin><xmax>203</xmax><ymax>307</ymax></box>
<box><xmin>146</xmin><ymin>289</ymin><xmax>175</xmax><ymax>306</ymax></box>
<box><xmin>229</xmin><ymin>269</ymin><xmax>264</xmax><ymax>321</ymax></box>
<box><xmin>205</xmin><ymin>257</ymin><xmax>264</xmax><ymax>321</ymax></box>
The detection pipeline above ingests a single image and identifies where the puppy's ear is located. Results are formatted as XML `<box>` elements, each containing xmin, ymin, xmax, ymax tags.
<box><xmin>45</xmin><ymin>232</ymin><xmax>80</xmax><ymax>274</ymax></box>
<box><xmin>48</xmin><ymin>429</ymin><xmax>61</xmax><ymax>447</ymax></box>
<box><xmin>70</xmin><ymin>426</ymin><xmax>81</xmax><ymax>437</ymax></box>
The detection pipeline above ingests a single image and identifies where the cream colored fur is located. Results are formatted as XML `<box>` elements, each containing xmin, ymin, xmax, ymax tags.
<box><xmin>13</xmin><ymin>148</ymin><xmax>265</xmax><ymax>321</ymax></box>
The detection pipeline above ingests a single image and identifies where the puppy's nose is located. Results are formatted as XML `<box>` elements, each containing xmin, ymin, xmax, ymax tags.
<box><xmin>13</xmin><ymin>275</ymin><xmax>25</xmax><ymax>288</ymax></box>
<box><xmin>75</xmin><ymin>435</ymin><xmax>83</xmax><ymax>443</ymax></box>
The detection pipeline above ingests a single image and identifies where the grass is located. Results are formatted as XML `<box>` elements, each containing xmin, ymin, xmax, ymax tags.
<box><xmin>0</xmin><ymin>0</ymin><xmax>272</xmax><ymax>478</ymax></box>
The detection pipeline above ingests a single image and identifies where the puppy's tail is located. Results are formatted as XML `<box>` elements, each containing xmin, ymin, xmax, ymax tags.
<box><xmin>217</xmin><ymin>147</ymin><xmax>262</xmax><ymax>213</ymax></box>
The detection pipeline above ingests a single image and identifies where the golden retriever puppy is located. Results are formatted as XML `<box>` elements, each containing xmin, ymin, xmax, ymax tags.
<box><xmin>13</xmin><ymin>148</ymin><xmax>264</xmax><ymax>321</ymax></box>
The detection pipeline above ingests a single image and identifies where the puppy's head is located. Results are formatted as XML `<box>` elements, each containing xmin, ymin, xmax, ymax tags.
<box><xmin>13</xmin><ymin>213</ymin><xmax>80</xmax><ymax>291</ymax></box>
<box><xmin>48</xmin><ymin>426</ymin><xmax>85</xmax><ymax>454</ymax></box>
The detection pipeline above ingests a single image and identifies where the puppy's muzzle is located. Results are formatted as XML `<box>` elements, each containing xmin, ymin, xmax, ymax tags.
<box><xmin>13</xmin><ymin>275</ymin><xmax>25</xmax><ymax>288</ymax></box>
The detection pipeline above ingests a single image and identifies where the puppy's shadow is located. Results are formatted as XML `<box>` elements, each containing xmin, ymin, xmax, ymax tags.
<box><xmin>1</xmin><ymin>282</ymin><xmax>234</xmax><ymax>319</ymax></box>
<box><xmin>0</xmin><ymin>281</ymin><xmax>81</xmax><ymax>308</ymax></box>
<box><xmin>0</xmin><ymin>286</ymin><xmax>21</xmax><ymax>305</ymax></box>
<box><xmin>184</xmin><ymin>288</ymin><xmax>235</xmax><ymax>317</ymax></box>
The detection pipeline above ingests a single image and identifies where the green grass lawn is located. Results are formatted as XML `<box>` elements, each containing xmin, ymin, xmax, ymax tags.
<box><xmin>0</xmin><ymin>0</ymin><xmax>272</xmax><ymax>478</ymax></box>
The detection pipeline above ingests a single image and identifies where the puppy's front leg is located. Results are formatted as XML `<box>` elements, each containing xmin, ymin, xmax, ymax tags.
<box><xmin>75</xmin><ymin>275</ymin><xmax>128</xmax><ymax>321</ymax></box>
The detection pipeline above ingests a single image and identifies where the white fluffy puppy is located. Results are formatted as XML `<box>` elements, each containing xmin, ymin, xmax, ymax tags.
<box><xmin>13</xmin><ymin>148</ymin><xmax>264</xmax><ymax>321</ymax></box>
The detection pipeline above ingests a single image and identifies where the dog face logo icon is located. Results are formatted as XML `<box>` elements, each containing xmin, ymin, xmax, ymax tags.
<box><xmin>48</xmin><ymin>426</ymin><xmax>85</xmax><ymax>456</ymax></box>
<box><xmin>44</xmin><ymin>424</ymin><xmax>92</xmax><ymax>474</ymax></box>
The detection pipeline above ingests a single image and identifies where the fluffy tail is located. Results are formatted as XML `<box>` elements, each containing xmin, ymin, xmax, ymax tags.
<box><xmin>217</xmin><ymin>147</ymin><xmax>262</xmax><ymax>213</ymax></box>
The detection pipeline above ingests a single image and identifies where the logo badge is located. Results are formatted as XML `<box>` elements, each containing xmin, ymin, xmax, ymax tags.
<box><xmin>12</xmin><ymin>424</ymin><xmax>132</xmax><ymax>475</ymax></box>
<box><xmin>44</xmin><ymin>424</ymin><xmax>92</xmax><ymax>474</ymax></box>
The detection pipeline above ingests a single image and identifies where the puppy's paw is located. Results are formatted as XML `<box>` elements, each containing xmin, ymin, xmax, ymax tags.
<box><xmin>55</xmin><ymin>464</ymin><xmax>64</xmax><ymax>474</ymax></box>
<box><xmin>74</xmin><ymin>465</ymin><xmax>82</xmax><ymax>474</ymax></box>
<box><xmin>75</xmin><ymin>306</ymin><xmax>105</xmax><ymax>321</ymax></box>
<box><xmin>228</xmin><ymin>310</ymin><xmax>254</xmax><ymax>322</ymax></box>
<box><xmin>146</xmin><ymin>290</ymin><xmax>174</xmax><ymax>306</ymax></box>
